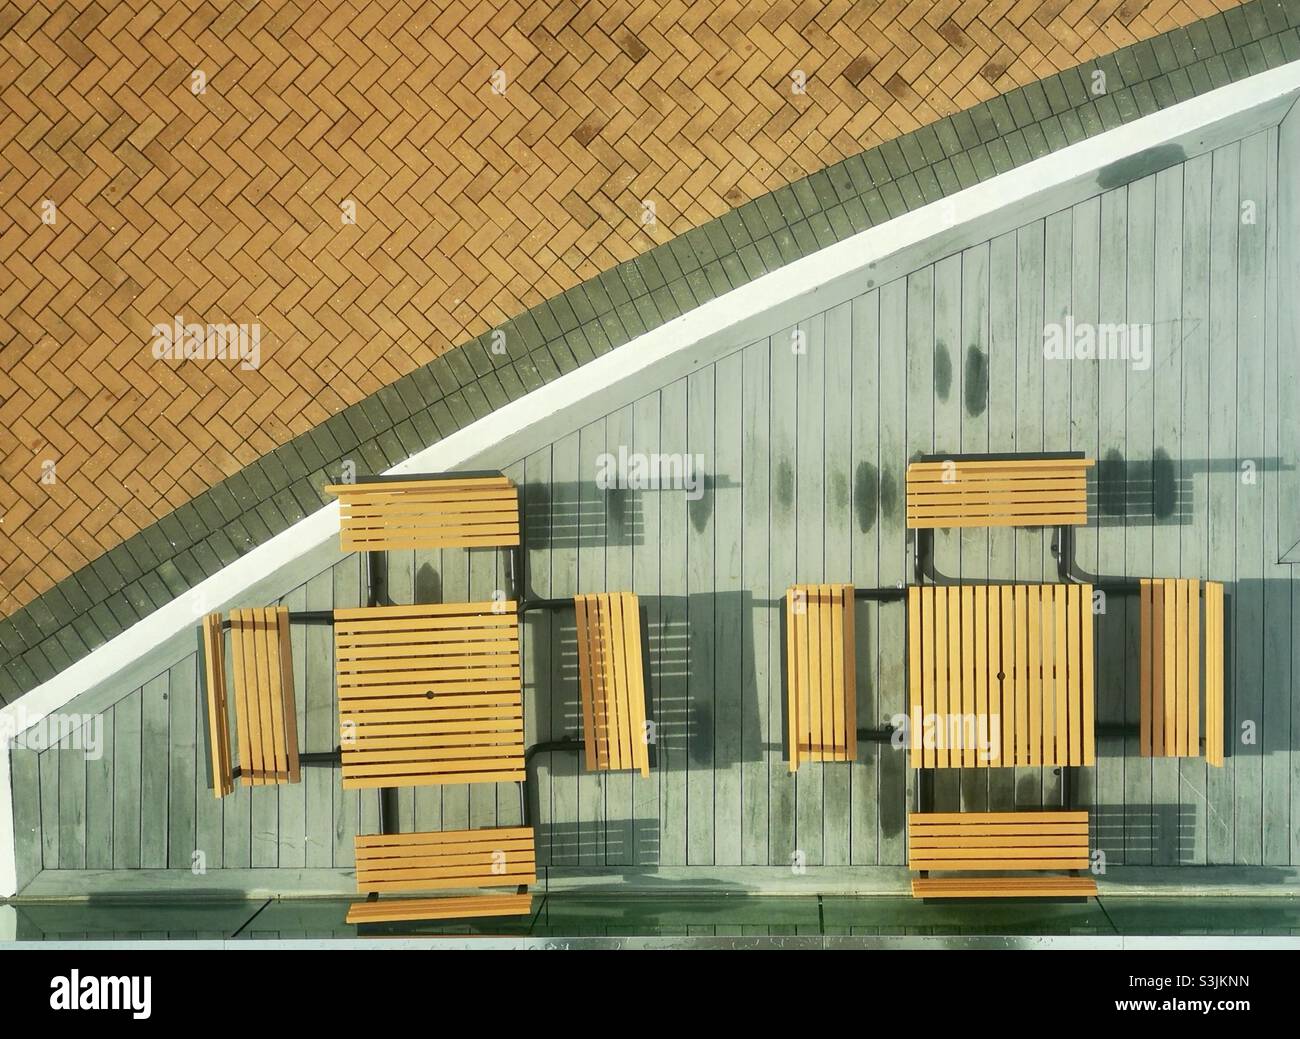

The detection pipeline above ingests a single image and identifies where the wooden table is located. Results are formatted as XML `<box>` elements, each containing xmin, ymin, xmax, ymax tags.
<box><xmin>907</xmin><ymin>583</ymin><xmax>1095</xmax><ymax>768</ymax></box>
<box><xmin>334</xmin><ymin>601</ymin><xmax>526</xmax><ymax>789</ymax></box>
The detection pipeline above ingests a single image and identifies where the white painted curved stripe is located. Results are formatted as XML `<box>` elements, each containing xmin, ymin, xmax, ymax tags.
<box><xmin>3</xmin><ymin>62</ymin><xmax>1299</xmax><ymax>897</ymax></box>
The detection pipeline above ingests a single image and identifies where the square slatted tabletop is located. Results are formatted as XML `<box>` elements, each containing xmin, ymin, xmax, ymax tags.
<box><xmin>333</xmin><ymin>600</ymin><xmax>526</xmax><ymax>789</ymax></box>
<box><xmin>907</xmin><ymin>583</ymin><xmax>1096</xmax><ymax>769</ymax></box>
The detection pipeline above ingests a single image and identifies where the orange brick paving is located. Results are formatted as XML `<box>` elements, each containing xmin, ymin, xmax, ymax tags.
<box><xmin>0</xmin><ymin>0</ymin><xmax>1244</xmax><ymax>616</ymax></box>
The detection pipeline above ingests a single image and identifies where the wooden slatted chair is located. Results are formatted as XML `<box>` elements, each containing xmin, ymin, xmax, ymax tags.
<box><xmin>324</xmin><ymin>474</ymin><xmax>520</xmax><ymax>552</ymax></box>
<box><xmin>907</xmin><ymin>584</ymin><xmax>1095</xmax><ymax>768</ymax></box>
<box><xmin>573</xmin><ymin>592</ymin><xmax>650</xmax><ymax>776</ymax></box>
<box><xmin>346</xmin><ymin>827</ymin><xmax>536</xmax><ymax>924</ymax></box>
<box><xmin>334</xmin><ymin>601</ymin><xmax>525</xmax><ymax>789</ymax></box>
<box><xmin>906</xmin><ymin>456</ymin><xmax>1094</xmax><ymax>529</ymax></box>
<box><xmin>908</xmin><ymin>811</ymin><xmax>1098</xmax><ymax>898</ymax></box>
<box><xmin>201</xmin><ymin>607</ymin><xmax>301</xmax><ymax>797</ymax></box>
<box><xmin>785</xmin><ymin>584</ymin><xmax>856</xmax><ymax>772</ymax></box>
<box><xmin>1139</xmin><ymin>578</ymin><xmax>1225</xmax><ymax>766</ymax></box>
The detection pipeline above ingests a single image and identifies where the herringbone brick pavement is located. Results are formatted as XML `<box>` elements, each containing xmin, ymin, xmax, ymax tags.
<box><xmin>0</xmin><ymin>0</ymin><xmax>1244</xmax><ymax>617</ymax></box>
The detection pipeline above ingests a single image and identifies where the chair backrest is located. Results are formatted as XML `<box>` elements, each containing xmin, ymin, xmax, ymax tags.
<box><xmin>573</xmin><ymin>592</ymin><xmax>649</xmax><ymax>776</ymax></box>
<box><xmin>785</xmin><ymin>584</ymin><xmax>856</xmax><ymax>771</ymax></box>
<box><xmin>201</xmin><ymin>613</ymin><xmax>234</xmax><ymax>798</ymax></box>
<box><xmin>907</xmin><ymin>811</ymin><xmax>1090</xmax><ymax>872</ymax></box>
<box><xmin>346</xmin><ymin>893</ymin><xmax>533</xmax><ymax>925</ymax></box>
<box><xmin>906</xmin><ymin>455</ymin><xmax>1093</xmax><ymax>529</ymax></box>
<box><xmin>229</xmin><ymin>607</ymin><xmax>301</xmax><ymax>786</ymax></box>
<box><xmin>334</xmin><ymin>601</ymin><xmax>525</xmax><ymax>788</ymax></box>
<box><xmin>1139</xmin><ymin>578</ymin><xmax>1224</xmax><ymax>765</ymax></box>
<box><xmin>324</xmin><ymin>474</ymin><xmax>520</xmax><ymax>552</ymax></box>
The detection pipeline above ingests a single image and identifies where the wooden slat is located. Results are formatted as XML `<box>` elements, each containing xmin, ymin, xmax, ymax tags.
<box><xmin>277</xmin><ymin>607</ymin><xmax>301</xmax><ymax>783</ymax></box>
<box><xmin>787</xmin><ymin>588</ymin><xmax>802</xmax><ymax>773</ymax></box>
<box><xmin>974</xmin><ymin>585</ymin><xmax>987</xmax><ymax>767</ymax></box>
<box><xmin>1139</xmin><ymin>579</ymin><xmax>1153</xmax><ymax>756</ymax></box>
<box><xmin>905</xmin><ymin>478</ymin><xmax>1088</xmax><ymax>493</ymax></box>
<box><xmin>346</xmin><ymin>894</ymin><xmax>533</xmax><ymax>924</ymax></box>
<box><xmin>934</xmin><ymin>587</ymin><xmax>949</xmax><ymax>769</ymax></box>
<box><xmin>344</xmin><ymin>770</ymin><xmax>523</xmax><ymax>790</ymax></box>
<box><xmin>326</xmin><ymin>476</ymin><xmax>513</xmax><ymax>494</ymax></box>
<box><xmin>334</xmin><ymin>601</ymin><xmax>519</xmax><ymax>622</ymax></box>
<box><xmin>909</xmin><ymin>827</ymin><xmax>1092</xmax><ymax>842</ymax></box>
<box><xmin>1067</xmin><ymin>584</ymin><xmax>1082</xmax><ymax>766</ymax></box>
<box><xmin>908</xmin><ymin>856</ymin><xmax>1087</xmax><ymax>870</ymax></box>
<box><xmin>961</xmin><ymin>585</ymin><xmax>974</xmax><ymax>768</ymax></box>
<box><xmin>1027</xmin><ymin>584</ymin><xmax>1041</xmax><ymax>766</ymax></box>
<box><xmin>910</xmin><ymin>810</ymin><xmax>1090</xmax><ymax>824</ymax></box>
<box><xmin>995</xmin><ymin>585</ymin><xmax>1010</xmax><ymax>766</ymax></box>
<box><xmin>811</xmin><ymin>585</ymin><xmax>826</xmax><ymax>761</ymax></box>
<box><xmin>357</xmin><ymin>827</ymin><xmax>534</xmax><ymax>847</ymax></box>
<box><xmin>1081</xmin><ymin>583</ymin><xmax>1095</xmax><ymax>766</ymax></box>
<box><xmin>1205</xmin><ymin>581</ymin><xmax>1225</xmax><ymax>767</ymax></box>
<box><xmin>910</xmin><ymin>834</ymin><xmax>1089</xmax><ymax>847</ymax></box>
<box><xmin>906</xmin><ymin>459</ymin><xmax>1095</xmax><ymax>473</ymax></box>
<box><xmin>1187</xmin><ymin>579</ymin><xmax>1200</xmax><ymax>762</ymax></box>
<box><xmin>229</xmin><ymin>609</ymin><xmax>255</xmax><ymax>785</ymax></box>
<box><xmin>621</xmin><ymin>593</ymin><xmax>650</xmax><ymax>776</ymax></box>
<box><xmin>200</xmin><ymin>614</ymin><xmax>234</xmax><ymax>798</ymax></box>
<box><xmin>1159</xmin><ymin>577</ymin><xmax>1170</xmax><ymax>754</ymax></box>
<box><xmin>907</xmin><ymin>501</ymin><xmax>1089</xmax><ymax>517</ymax></box>
<box><xmin>908</xmin><ymin>587</ymin><xmax>922</xmax><ymax>769</ymax></box>
<box><xmin>823</xmin><ymin>585</ymin><xmax>838</xmax><ymax>759</ymax></box>
<box><xmin>608</xmin><ymin>594</ymin><xmax>631</xmax><ymax>770</ymax></box>
<box><xmin>1010</xmin><ymin>585</ymin><xmax>1024</xmax><ymax>766</ymax></box>
<box><xmin>905</xmin><ymin>513</ymin><xmax>1088</xmax><ymax>529</ymax></box>
<box><xmin>1175</xmin><ymin>579</ymin><xmax>1189</xmax><ymax>756</ymax></box>
<box><xmin>574</xmin><ymin>595</ymin><xmax>599</xmax><ymax>771</ymax></box>
<box><xmin>261</xmin><ymin>608</ymin><xmax>286</xmax><ymax>782</ymax></box>
<box><xmin>842</xmin><ymin>584</ymin><xmax>857</xmax><ymax>764</ymax></box>
<box><xmin>1162</xmin><ymin>578</ymin><xmax>1176</xmax><ymax>756</ymax></box>
<box><xmin>920</xmin><ymin>590</ymin><xmax>930</xmax><ymax>769</ymax></box>
<box><xmin>1053</xmin><ymin>584</ymin><xmax>1068</xmax><ymax>765</ymax></box>
<box><xmin>911</xmin><ymin>877</ymin><xmax>1097</xmax><ymax>898</ymax></box>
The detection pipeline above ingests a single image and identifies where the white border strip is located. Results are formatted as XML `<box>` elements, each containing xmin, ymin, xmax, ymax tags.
<box><xmin>4</xmin><ymin>63</ymin><xmax>1299</xmax><ymax>897</ymax></box>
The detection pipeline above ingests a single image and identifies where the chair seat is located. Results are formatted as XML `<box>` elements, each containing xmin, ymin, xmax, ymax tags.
<box><xmin>785</xmin><ymin>584</ymin><xmax>856</xmax><ymax>771</ymax></box>
<box><xmin>574</xmin><ymin>592</ymin><xmax>649</xmax><ymax>775</ymax></box>
<box><xmin>1139</xmin><ymin>578</ymin><xmax>1224</xmax><ymax>765</ymax></box>
<box><xmin>354</xmin><ymin>827</ymin><xmax>537</xmax><ymax>894</ymax></box>
<box><xmin>325</xmin><ymin>475</ymin><xmax>520</xmax><ymax>552</ymax></box>
<box><xmin>906</xmin><ymin>456</ymin><xmax>1093</xmax><ymax>529</ymax></box>
<box><xmin>201</xmin><ymin>607</ymin><xmax>301</xmax><ymax>797</ymax></box>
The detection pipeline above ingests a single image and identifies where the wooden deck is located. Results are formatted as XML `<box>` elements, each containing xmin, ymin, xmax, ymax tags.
<box><xmin>9</xmin><ymin>126</ymin><xmax>1299</xmax><ymax>894</ymax></box>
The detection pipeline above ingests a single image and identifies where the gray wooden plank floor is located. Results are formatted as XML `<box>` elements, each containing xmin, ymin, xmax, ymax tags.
<box><xmin>12</xmin><ymin>130</ymin><xmax>1298</xmax><ymax>890</ymax></box>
